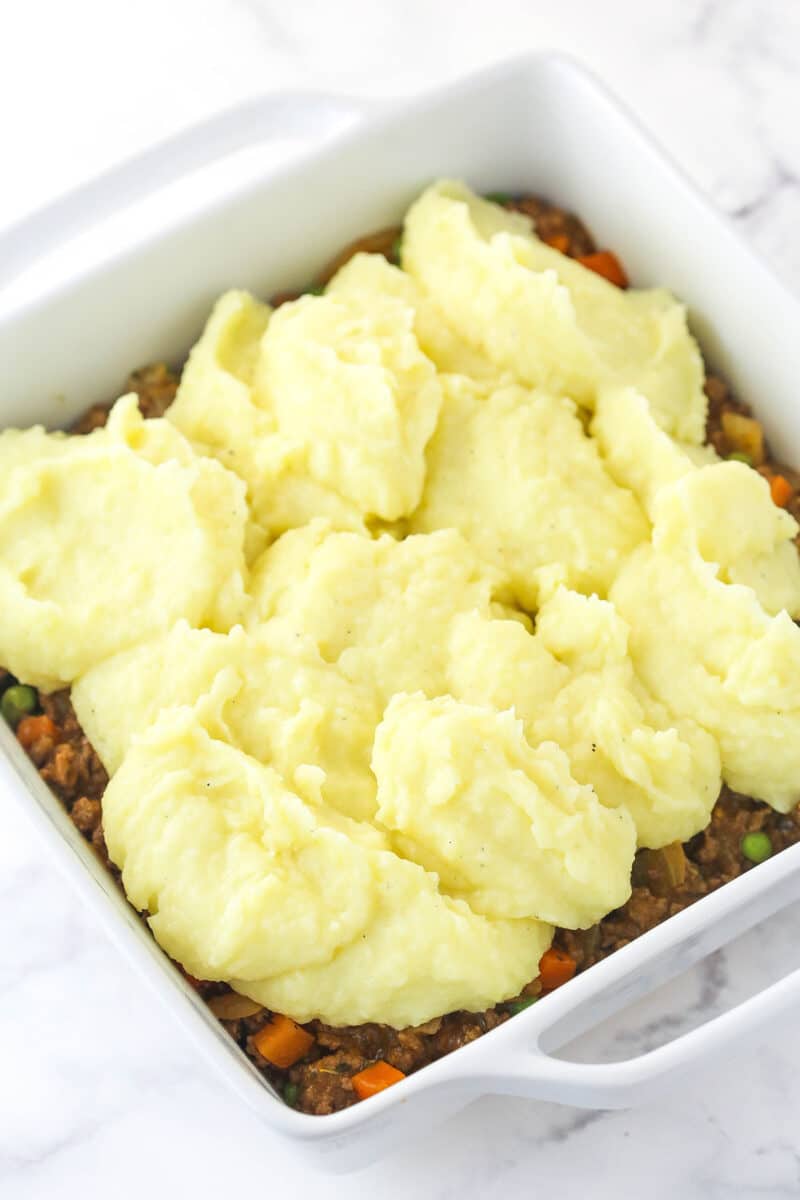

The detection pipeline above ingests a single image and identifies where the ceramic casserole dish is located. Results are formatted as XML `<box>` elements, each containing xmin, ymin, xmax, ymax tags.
<box><xmin>2</xmin><ymin>53</ymin><xmax>800</xmax><ymax>1172</ymax></box>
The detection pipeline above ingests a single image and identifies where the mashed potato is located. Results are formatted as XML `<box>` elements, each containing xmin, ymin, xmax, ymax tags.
<box><xmin>328</xmin><ymin>251</ymin><xmax>502</xmax><ymax>381</ymax></box>
<box><xmin>612</xmin><ymin>465</ymin><xmax>800</xmax><ymax>810</ymax></box>
<box><xmin>245</xmin><ymin>523</ymin><xmax>502</xmax><ymax>702</ymax></box>
<box><xmin>168</xmin><ymin>278</ymin><xmax>442</xmax><ymax>542</ymax></box>
<box><xmin>6</xmin><ymin>179</ymin><xmax>800</xmax><ymax>1029</ymax></box>
<box><xmin>76</xmin><ymin>517</ymin><xmax>719</xmax><ymax>854</ymax></box>
<box><xmin>403</xmin><ymin>181</ymin><xmax>707</xmax><ymax>442</ymax></box>
<box><xmin>104</xmin><ymin>708</ymin><xmax>550</xmax><ymax>1027</ymax></box>
<box><xmin>0</xmin><ymin>396</ymin><xmax>247</xmax><ymax>689</ymax></box>
<box><xmin>594</xmin><ymin>387</ymin><xmax>800</xmax><ymax>617</ymax></box>
<box><xmin>411</xmin><ymin>374</ymin><xmax>648</xmax><ymax>607</ymax></box>
<box><xmin>73</xmin><ymin>619</ymin><xmax>381</xmax><ymax>821</ymax></box>
<box><xmin>592</xmin><ymin>385</ymin><xmax>716</xmax><ymax>516</ymax></box>
<box><xmin>251</xmin><ymin>524</ymin><xmax>719</xmax><ymax>847</ymax></box>
<box><xmin>373</xmin><ymin>693</ymin><xmax>636</xmax><ymax>926</ymax></box>
<box><xmin>256</xmin><ymin>289</ymin><xmax>442</xmax><ymax>520</ymax></box>
<box><xmin>446</xmin><ymin>596</ymin><xmax>722</xmax><ymax>849</ymax></box>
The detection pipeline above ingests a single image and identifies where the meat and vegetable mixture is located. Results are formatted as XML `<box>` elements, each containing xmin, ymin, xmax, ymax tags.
<box><xmin>3</xmin><ymin>185</ymin><xmax>800</xmax><ymax>1116</ymax></box>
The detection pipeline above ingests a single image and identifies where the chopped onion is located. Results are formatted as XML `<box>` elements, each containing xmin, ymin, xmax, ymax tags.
<box><xmin>632</xmin><ymin>842</ymin><xmax>687</xmax><ymax>898</ymax></box>
<box><xmin>207</xmin><ymin>991</ymin><xmax>265</xmax><ymax>1020</ymax></box>
<box><xmin>721</xmin><ymin>411</ymin><xmax>765</xmax><ymax>465</ymax></box>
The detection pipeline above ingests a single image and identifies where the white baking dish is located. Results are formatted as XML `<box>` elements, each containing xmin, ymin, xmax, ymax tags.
<box><xmin>2</xmin><ymin>52</ymin><xmax>800</xmax><ymax>1173</ymax></box>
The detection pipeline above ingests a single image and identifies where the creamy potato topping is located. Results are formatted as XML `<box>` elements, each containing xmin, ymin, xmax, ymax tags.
<box><xmin>4</xmin><ymin>181</ymin><xmax>799</xmax><ymax>1026</ymax></box>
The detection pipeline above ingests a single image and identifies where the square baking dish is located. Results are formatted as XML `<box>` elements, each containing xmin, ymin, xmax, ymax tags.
<box><xmin>2</xmin><ymin>52</ymin><xmax>800</xmax><ymax>1172</ymax></box>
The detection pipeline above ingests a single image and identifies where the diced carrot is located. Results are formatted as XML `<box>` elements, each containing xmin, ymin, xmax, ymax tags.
<box><xmin>538</xmin><ymin>946</ymin><xmax>577</xmax><ymax>991</ymax></box>
<box><xmin>543</xmin><ymin>233</ymin><xmax>570</xmax><ymax>254</ymax></box>
<box><xmin>251</xmin><ymin>1014</ymin><xmax>314</xmax><ymax>1068</ymax></box>
<box><xmin>352</xmin><ymin>1060</ymin><xmax>406</xmax><ymax>1101</ymax></box>
<box><xmin>576</xmin><ymin>250</ymin><xmax>629</xmax><ymax>288</ymax></box>
<box><xmin>16</xmin><ymin>714</ymin><xmax>59</xmax><ymax>751</ymax></box>
<box><xmin>770</xmin><ymin>474</ymin><xmax>793</xmax><ymax>507</ymax></box>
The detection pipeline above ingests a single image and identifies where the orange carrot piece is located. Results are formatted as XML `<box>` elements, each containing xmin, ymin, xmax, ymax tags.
<box><xmin>352</xmin><ymin>1060</ymin><xmax>406</xmax><ymax>1101</ymax></box>
<box><xmin>576</xmin><ymin>250</ymin><xmax>629</xmax><ymax>288</ymax></box>
<box><xmin>252</xmin><ymin>1014</ymin><xmax>314</xmax><ymax>1068</ymax></box>
<box><xmin>16</xmin><ymin>714</ymin><xmax>59</xmax><ymax>750</ymax></box>
<box><xmin>543</xmin><ymin>233</ymin><xmax>570</xmax><ymax>253</ymax></box>
<box><xmin>770</xmin><ymin>474</ymin><xmax>793</xmax><ymax>507</ymax></box>
<box><xmin>538</xmin><ymin>946</ymin><xmax>577</xmax><ymax>991</ymax></box>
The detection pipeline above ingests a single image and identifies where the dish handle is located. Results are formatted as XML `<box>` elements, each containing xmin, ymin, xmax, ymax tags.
<box><xmin>476</xmin><ymin>964</ymin><xmax>800</xmax><ymax>1109</ymax></box>
<box><xmin>0</xmin><ymin>90</ymin><xmax>374</xmax><ymax>294</ymax></box>
<box><xmin>452</xmin><ymin>863</ymin><xmax>800</xmax><ymax>1109</ymax></box>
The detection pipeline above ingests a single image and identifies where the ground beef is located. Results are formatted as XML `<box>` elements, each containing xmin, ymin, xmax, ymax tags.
<box><xmin>37</xmin><ymin>692</ymin><xmax>108</xmax><ymax>804</ymax></box>
<box><xmin>4</xmin><ymin>194</ymin><xmax>800</xmax><ymax>1117</ymax></box>
<box><xmin>3</xmin><ymin>687</ymin><xmax>113</xmax><ymax>870</ymax></box>
<box><xmin>71</xmin><ymin>362</ymin><xmax>180</xmax><ymax>433</ymax></box>
<box><xmin>270</xmin><ymin>225</ymin><xmax>402</xmax><ymax>307</ymax></box>
<box><xmin>704</xmin><ymin>372</ymin><xmax>751</xmax><ymax>453</ymax></box>
<box><xmin>559</xmin><ymin>788</ymin><xmax>800</xmax><ymax>971</ymax></box>
<box><xmin>504</xmin><ymin>195</ymin><xmax>597</xmax><ymax>257</ymax></box>
<box><xmin>70</xmin><ymin>795</ymin><xmax>102</xmax><ymax>836</ymax></box>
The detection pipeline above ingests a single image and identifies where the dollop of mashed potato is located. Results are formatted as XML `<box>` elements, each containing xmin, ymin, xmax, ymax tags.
<box><xmin>611</xmin><ymin>465</ymin><xmax>800</xmax><ymax>810</ymax></box>
<box><xmin>6</xmin><ymin>179</ymin><xmax>800</xmax><ymax>1029</ymax></box>
<box><xmin>103</xmin><ymin>708</ymin><xmax>550</xmax><ymax>1027</ymax></box>
<box><xmin>403</xmin><ymin>181</ymin><xmax>707</xmax><ymax>442</ymax></box>
<box><xmin>0</xmin><ymin>397</ymin><xmax>247</xmax><ymax>689</ymax></box>
<box><xmin>245</xmin><ymin>523</ymin><xmax>503</xmax><ymax>701</ymax></box>
<box><xmin>328</xmin><ymin>251</ymin><xmax>501</xmax><ymax>381</ymax></box>
<box><xmin>593</xmin><ymin>385</ymin><xmax>717</xmax><ymax>517</ymax></box>
<box><xmin>411</xmin><ymin>374</ymin><xmax>648</xmax><ymax>607</ymax></box>
<box><xmin>373</xmin><ymin>693</ymin><xmax>636</xmax><ymax>926</ymax></box>
<box><xmin>256</xmin><ymin>290</ymin><xmax>442</xmax><ymax>520</ymax></box>
<box><xmin>168</xmin><ymin>277</ymin><xmax>442</xmax><ymax>543</ymax></box>
<box><xmin>447</xmin><ymin>595</ymin><xmax>722</xmax><ymax>849</ymax></box>
<box><xmin>594</xmin><ymin>386</ymin><xmax>800</xmax><ymax>617</ymax></box>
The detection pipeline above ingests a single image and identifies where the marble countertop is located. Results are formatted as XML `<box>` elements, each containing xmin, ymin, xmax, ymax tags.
<box><xmin>3</xmin><ymin>0</ymin><xmax>800</xmax><ymax>1195</ymax></box>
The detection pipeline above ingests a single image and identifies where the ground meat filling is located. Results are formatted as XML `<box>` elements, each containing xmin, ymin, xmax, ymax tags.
<box><xmin>504</xmin><ymin>194</ymin><xmax>597</xmax><ymax>257</ymax></box>
<box><xmin>5</xmin><ymin>195</ymin><xmax>800</xmax><ymax>1116</ymax></box>
<box><xmin>70</xmin><ymin>362</ymin><xmax>179</xmax><ymax>434</ymax></box>
<box><xmin>28</xmin><ymin>691</ymin><xmax>113</xmax><ymax>869</ymax></box>
<box><xmin>557</xmin><ymin>789</ymin><xmax>800</xmax><ymax>970</ymax></box>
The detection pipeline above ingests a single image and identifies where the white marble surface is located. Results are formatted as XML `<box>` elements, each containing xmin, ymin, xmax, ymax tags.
<box><xmin>3</xmin><ymin>0</ymin><xmax>800</xmax><ymax>1195</ymax></box>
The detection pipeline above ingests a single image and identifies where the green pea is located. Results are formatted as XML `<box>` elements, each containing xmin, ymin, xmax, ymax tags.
<box><xmin>283</xmin><ymin>1081</ymin><xmax>299</xmax><ymax>1107</ymax></box>
<box><xmin>1</xmin><ymin>684</ymin><xmax>38</xmax><ymax>727</ymax></box>
<box><xmin>391</xmin><ymin>234</ymin><xmax>403</xmax><ymax>265</ymax></box>
<box><xmin>741</xmin><ymin>830</ymin><xmax>773</xmax><ymax>864</ymax></box>
<box><xmin>305</xmin><ymin>283</ymin><xmax>325</xmax><ymax>296</ymax></box>
<box><xmin>507</xmin><ymin>996</ymin><xmax>538</xmax><ymax>1015</ymax></box>
<box><xmin>484</xmin><ymin>192</ymin><xmax>513</xmax><ymax>206</ymax></box>
<box><xmin>727</xmin><ymin>451</ymin><xmax>753</xmax><ymax>466</ymax></box>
